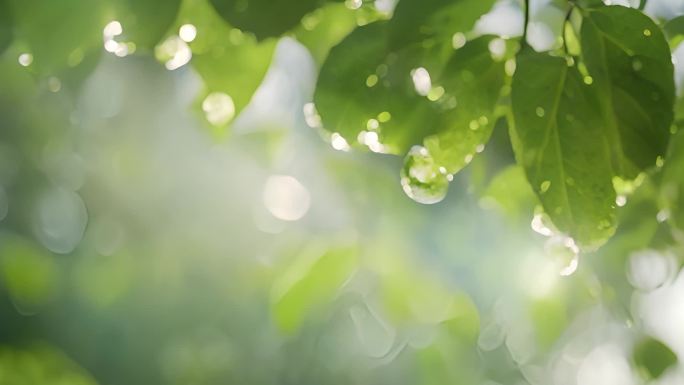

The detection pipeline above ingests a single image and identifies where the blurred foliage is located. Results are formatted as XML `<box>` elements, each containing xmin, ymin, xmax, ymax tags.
<box><xmin>2</xmin><ymin>0</ymin><xmax>684</xmax><ymax>384</ymax></box>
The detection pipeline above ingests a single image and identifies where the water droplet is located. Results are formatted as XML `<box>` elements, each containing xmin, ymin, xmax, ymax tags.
<box><xmin>535</xmin><ymin>107</ymin><xmax>545</xmax><ymax>118</ymax></box>
<box><xmin>615</xmin><ymin>195</ymin><xmax>627</xmax><ymax>207</ymax></box>
<box><xmin>427</xmin><ymin>86</ymin><xmax>444</xmax><ymax>101</ymax></box>
<box><xmin>565</xmin><ymin>177</ymin><xmax>575</xmax><ymax>186</ymax></box>
<box><xmin>452</xmin><ymin>32</ymin><xmax>466</xmax><ymax>49</ymax></box>
<box><xmin>583</xmin><ymin>76</ymin><xmax>594</xmax><ymax>85</ymax></box>
<box><xmin>469</xmin><ymin>120</ymin><xmax>480</xmax><ymax>130</ymax></box>
<box><xmin>178</xmin><ymin>24</ymin><xmax>197</xmax><ymax>43</ymax></box>
<box><xmin>48</xmin><ymin>77</ymin><xmax>61</xmax><ymax>93</ymax></box>
<box><xmin>540</xmin><ymin>180</ymin><xmax>551</xmax><ymax>193</ymax></box>
<box><xmin>478</xmin><ymin>116</ymin><xmax>489</xmax><ymax>125</ymax></box>
<box><xmin>656</xmin><ymin>209</ymin><xmax>670</xmax><ymax>223</ymax></box>
<box><xmin>359</xmin><ymin>130</ymin><xmax>385</xmax><ymax>153</ymax></box>
<box><xmin>202</xmin><ymin>92</ymin><xmax>235</xmax><ymax>126</ymax></box>
<box><xmin>366</xmin><ymin>74</ymin><xmax>378</xmax><ymax>87</ymax></box>
<box><xmin>263</xmin><ymin>175</ymin><xmax>311</xmax><ymax>221</ymax></box>
<box><xmin>303</xmin><ymin>103</ymin><xmax>322</xmax><ymax>128</ymax></box>
<box><xmin>627</xmin><ymin>249</ymin><xmax>675</xmax><ymax>291</ymax></box>
<box><xmin>632</xmin><ymin>59</ymin><xmax>643</xmax><ymax>71</ymax></box>
<box><xmin>488</xmin><ymin>38</ymin><xmax>506</xmax><ymax>61</ymax></box>
<box><xmin>330</xmin><ymin>133</ymin><xmax>350</xmax><ymax>151</ymax></box>
<box><xmin>475</xmin><ymin>144</ymin><xmax>485</xmax><ymax>153</ymax></box>
<box><xmin>545</xmin><ymin>236</ymin><xmax>580</xmax><ymax>276</ymax></box>
<box><xmin>156</xmin><ymin>36</ymin><xmax>192</xmax><ymax>70</ymax></box>
<box><xmin>18</xmin><ymin>53</ymin><xmax>33</xmax><ymax>67</ymax></box>
<box><xmin>464</xmin><ymin>154</ymin><xmax>474</xmax><ymax>164</ymax></box>
<box><xmin>531</xmin><ymin>212</ymin><xmax>555</xmax><ymax>237</ymax></box>
<box><xmin>378</xmin><ymin>111</ymin><xmax>391</xmax><ymax>122</ymax></box>
<box><xmin>400</xmin><ymin>146</ymin><xmax>449</xmax><ymax>204</ymax></box>
<box><xmin>33</xmin><ymin>187</ymin><xmax>88</xmax><ymax>254</ymax></box>
<box><xmin>656</xmin><ymin>156</ymin><xmax>664</xmax><ymax>168</ymax></box>
<box><xmin>366</xmin><ymin>118</ymin><xmax>379</xmax><ymax>130</ymax></box>
<box><xmin>411</xmin><ymin>67</ymin><xmax>432</xmax><ymax>96</ymax></box>
<box><xmin>505</xmin><ymin>59</ymin><xmax>517</xmax><ymax>76</ymax></box>
<box><xmin>349</xmin><ymin>303</ymin><xmax>396</xmax><ymax>358</ymax></box>
<box><xmin>643</xmin><ymin>29</ymin><xmax>652</xmax><ymax>37</ymax></box>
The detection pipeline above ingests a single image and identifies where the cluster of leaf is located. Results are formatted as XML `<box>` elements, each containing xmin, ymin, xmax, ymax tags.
<box><xmin>314</xmin><ymin>0</ymin><xmax>680</xmax><ymax>252</ymax></box>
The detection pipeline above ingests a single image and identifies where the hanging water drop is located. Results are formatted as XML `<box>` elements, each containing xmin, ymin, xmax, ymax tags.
<box><xmin>400</xmin><ymin>146</ymin><xmax>449</xmax><ymax>204</ymax></box>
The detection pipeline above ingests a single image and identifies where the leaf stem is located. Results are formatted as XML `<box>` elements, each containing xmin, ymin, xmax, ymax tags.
<box><xmin>522</xmin><ymin>0</ymin><xmax>530</xmax><ymax>48</ymax></box>
<box><xmin>562</xmin><ymin>5</ymin><xmax>575</xmax><ymax>56</ymax></box>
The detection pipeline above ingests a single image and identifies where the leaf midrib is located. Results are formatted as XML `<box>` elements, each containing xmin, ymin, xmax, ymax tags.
<box><xmin>535</xmin><ymin>61</ymin><xmax>576</xmax><ymax>232</ymax></box>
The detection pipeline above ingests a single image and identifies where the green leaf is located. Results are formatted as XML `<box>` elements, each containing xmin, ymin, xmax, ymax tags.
<box><xmin>8</xmin><ymin>0</ymin><xmax>105</xmax><ymax>75</ymax></box>
<box><xmin>107</xmin><ymin>0</ymin><xmax>182</xmax><ymax>50</ymax></box>
<box><xmin>271</xmin><ymin>245</ymin><xmax>357</xmax><ymax>333</ymax></box>
<box><xmin>664</xmin><ymin>15</ymin><xmax>684</xmax><ymax>48</ymax></box>
<box><xmin>388</xmin><ymin>0</ymin><xmax>496</xmax><ymax>51</ymax></box>
<box><xmin>633</xmin><ymin>337</ymin><xmax>677</xmax><ymax>379</ymax></box>
<box><xmin>0</xmin><ymin>0</ymin><xmax>12</xmax><ymax>54</ymax></box>
<box><xmin>315</xmin><ymin>21</ymin><xmax>505</xmax><ymax>172</ymax></box>
<box><xmin>581</xmin><ymin>5</ymin><xmax>675</xmax><ymax>178</ymax></box>
<box><xmin>0</xmin><ymin>234</ymin><xmax>58</xmax><ymax>310</ymax></box>
<box><xmin>510</xmin><ymin>50</ymin><xmax>616</xmax><ymax>248</ymax></box>
<box><xmin>661</xmin><ymin>130</ymin><xmax>684</xmax><ymax>232</ymax></box>
<box><xmin>424</xmin><ymin>36</ymin><xmax>506</xmax><ymax>174</ymax></box>
<box><xmin>209</xmin><ymin>0</ymin><xmax>327</xmax><ymax>40</ymax></box>
<box><xmin>481</xmin><ymin>165</ymin><xmax>537</xmax><ymax>220</ymax></box>
<box><xmin>292</xmin><ymin>2</ymin><xmax>359</xmax><ymax>65</ymax></box>
<box><xmin>179</xmin><ymin>0</ymin><xmax>276</xmax><ymax>125</ymax></box>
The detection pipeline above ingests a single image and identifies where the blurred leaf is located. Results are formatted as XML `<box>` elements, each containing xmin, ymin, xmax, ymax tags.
<box><xmin>388</xmin><ymin>0</ymin><xmax>495</xmax><ymax>51</ymax></box>
<box><xmin>581</xmin><ymin>5</ymin><xmax>674</xmax><ymax>178</ymax></box>
<box><xmin>530</xmin><ymin>297</ymin><xmax>566</xmax><ymax>350</ymax></box>
<box><xmin>271</xmin><ymin>245</ymin><xmax>357</xmax><ymax>333</ymax></box>
<box><xmin>664</xmin><ymin>15</ymin><xmax>684</xmax><ymax>48</ymax></box>
<box><xmin>180</xmin><ymin>0</ymin><xmax>276</xmax><ymax>124</ymax></box>
<box><xmin>107</xmin><ymin>0</ymin><xmax>182</xmax><ymax>50</ymax></box>
<box><xmin>8</xmin><ymin>0</ymin><xmax>104</xmax><ymax>75</ymax></box>
<box><xmin>662</xmin><ymin>130</ymin><xmax>684</xmax><ymax>232</ymax></box>
<box><xmin>633</xmin><ymin>337</ymin><xmax>677</xmax><ymax>379</ymax></box>
<box><xmin>481</xmin><ymin>165</ymin><xmax>537</xmax><ymax>220</ymax></box>
<box><xmin>510</xmin><ymin>49</ymin><xmax>616</xmax><ymax>249</ymax></box>
<box><xmin>0</xmin><ymin>233</ymin><xmax>58</xmax><ymax>311</ymax></box>
<box><xmin>0</xmin><ymin>345</ymin><xmax>98</xmax><ymax>385</ymax></box>
<box><xmin>292</xmin><ymin>2</ymin><xmax>359</xmax><ymax>65</ymax></box>
<box><xmin>0</xmin><ymin>0</ymin><xmax>12</xmax><ymax>54</ymax></box>
<box><xmin>209</xmin><ymin>0</ymin><xmax>329</xmax><ymax>40</ymax></box>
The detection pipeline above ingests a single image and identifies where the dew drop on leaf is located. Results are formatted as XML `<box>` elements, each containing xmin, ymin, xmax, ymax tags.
<box><xmin>400</xmin><ymin>146</ymin><xmax>449</xmax><ymax>205</ymax></box>
<box><xmin>540</xmin><ymin>180</ymin><xmax>551</xmax><ymax>193</ymax></box>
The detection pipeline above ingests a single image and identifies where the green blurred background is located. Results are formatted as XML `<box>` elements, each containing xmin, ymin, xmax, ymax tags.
<box><xmin>2</xmin><ymin>0</ymin><xmax>684</xmax><ymax>384</ymax></box>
